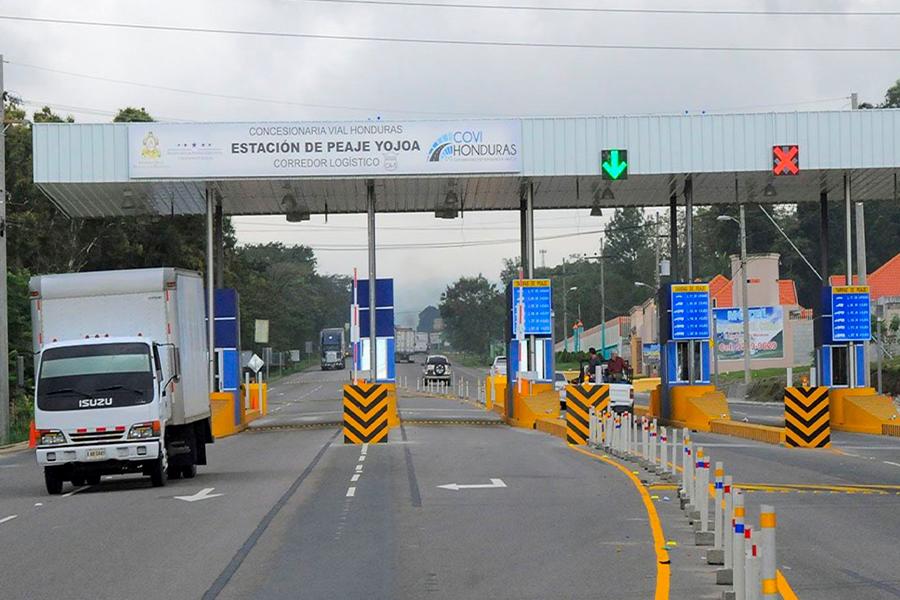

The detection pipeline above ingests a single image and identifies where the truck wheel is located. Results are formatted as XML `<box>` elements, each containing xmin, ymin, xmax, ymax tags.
<box><xmin>71</xmin><ymin>475</ymin><xmax>85</xmax><ymax>487</ymax></box>
<box><xmin>149</xmin><ymin>450</ymin><xmax>168</xmax><ymax>488</ymax></box>
<box><xmin>181</xmin><ymin>463</ymin><xmax>197</xmax><ymax>479</ymax></box>
<box><xmin>44</xmin><ymin>468</ymin><xmax>63</xmax><ymax>495</ymax></box>
<box><xmin>86</xmin><ymin>473</ymin><xmax>101</xmax><ymax>486</ymax></box>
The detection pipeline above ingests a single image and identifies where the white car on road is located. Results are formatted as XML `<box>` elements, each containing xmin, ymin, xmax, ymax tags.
<box><xmin>491</xmin><ymin>356</ymin><xmax>507</xmax><ymax>376</ymax></box>
<box><xmin>423</xmin><ymin>355</ymin><xmax>453</xmax><ymax>384</ymax></box>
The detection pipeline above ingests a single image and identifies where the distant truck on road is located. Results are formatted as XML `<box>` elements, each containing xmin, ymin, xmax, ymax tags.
<box><xmin>320</xmin><ymin>328</ymin><xmax>346</xmax><ymax>370</ymax></box>
<box><xmin>395</xmin><ymin>327</ymin><xmax>428</xmax><ymax>363</ymax></box>
<box><xmin>30</xmin><ymin>268</ymin><xmax>214</xmax><ymax>494</ymax></box>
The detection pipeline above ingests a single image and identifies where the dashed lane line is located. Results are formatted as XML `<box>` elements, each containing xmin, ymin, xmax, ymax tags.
<box><xmin>355</xmin><ymin>464</ymin><xmax>363</xmax><ymax>473</ymax></box>
<box><xmin>0</xmin><ymin>515</ymin><xmax>17</xmax><ymax>525</ymax></box>
<box><xmin>346</xmin><ymin>486</ymin><xmax>356</xmax><ymax>497</ymax></box>
<box><xmin>351</xmin><ymin>474</ymin><xmax>360</xmax><ymax>482</ymax></box>
<box><xmin>359</xmin><ymin>455</ymin><xmax>366</xmax><ymax>462</ymax></box>
<box><xmin>884</xmin><ymin>461</ymin><xmax>900</xmax><ymax>468</ymax></box>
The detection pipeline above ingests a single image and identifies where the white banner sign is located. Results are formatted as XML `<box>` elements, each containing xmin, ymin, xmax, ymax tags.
<box><xmin>128</xmin><ymin>120</ymin><xmax>522</xmax><ymax>178</ymax></box>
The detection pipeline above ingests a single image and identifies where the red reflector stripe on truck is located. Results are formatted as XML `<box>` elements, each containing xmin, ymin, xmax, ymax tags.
<box><xmin>96</xmin><ymin>427</ymin><xmax>106</xmax><ymax>432</ymax></box>
<box><xmin>115</xmin><ymin>426</ymin><xmax>126</xmax><ymax>432</ymax></box>
<box><xmin>76</xmin><ymin>428</ymin><xmax>87</xmax><ymax>433</ymax></box>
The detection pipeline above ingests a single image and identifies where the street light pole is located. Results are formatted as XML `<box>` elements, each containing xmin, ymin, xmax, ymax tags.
<box><xmin>562</xmin><ymin>260</ymin><xmax>568</xmax><ymax>351</ymax></box>
<box><xmin>0</xmin><ymin>55</ymin><xmax>9</xmax><ymax>444</ymax></box>
<box><xmin>739</xmin><ymin>205</ymin><xmax>752</xmax><ymax>385</ymax></box>
<box><xmin>600</xmin><ymin>237</ymin><xmax>607</xmax><ymax>359</ymax></box>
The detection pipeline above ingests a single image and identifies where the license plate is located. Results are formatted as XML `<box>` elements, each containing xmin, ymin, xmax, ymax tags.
<box><xmin>85</xmin><ymin>449</ymin><xmax>106</xmax><ymax>461</ymax></box>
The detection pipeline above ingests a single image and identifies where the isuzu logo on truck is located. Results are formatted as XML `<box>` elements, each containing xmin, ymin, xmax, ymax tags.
<box><xmin>78</xmin><ymin>397</ymin><xmax>114</xmax><ymax>408</ymax></box>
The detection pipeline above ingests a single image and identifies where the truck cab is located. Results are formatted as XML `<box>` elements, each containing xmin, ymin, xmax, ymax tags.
<box><xmin>35</xmin><ymin>338</ymin><xmax>176</xmax><ymax>493</ymax></box>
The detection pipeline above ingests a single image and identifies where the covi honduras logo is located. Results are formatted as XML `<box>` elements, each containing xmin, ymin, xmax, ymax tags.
<box><xmin>427</xmin><ymin>130</ymin><xmax>518</xmax><ymax>162</ymax></box>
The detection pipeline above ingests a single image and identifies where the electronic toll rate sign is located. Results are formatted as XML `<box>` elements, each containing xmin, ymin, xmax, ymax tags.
<box><xmin>510</xmin><ymin>279</ymin><xmax>552</xmax><ymax>336</ymax></box>
<box><xmin>831</xmin><ymin>285</ymin><xmax>870</xmax><ymax>342</ymax></box>
<box><xmin>601</xmin><ymin>149</ymin><xmax>628</xmax><ymax>180</ymax></box>
<box><xmin>670</xmin><ymin>283</ymin><xmax>711</xmax><ymax>341</ymax></box>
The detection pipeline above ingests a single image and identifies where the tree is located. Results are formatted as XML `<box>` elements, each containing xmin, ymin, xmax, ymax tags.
<box><xmin>113</xmin><ymin>107</ymin><xmax>153</xmax><ymax>122</ymax></box>
<box><xmin>439</xmin><ymin>275</ymin><xmax>504</xmax><ymax>354</ymax></box>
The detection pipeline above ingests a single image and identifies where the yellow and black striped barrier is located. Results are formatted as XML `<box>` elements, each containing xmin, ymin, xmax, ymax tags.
<box><xmin>343</xmin><ymin>382</ymin><xmax>389</xmax><ymax>444</ymax></box>
<box><xmin>784</xmin><ymin>386</ymin><xmax>831</xmax><ymax>448</ymax></box>
<box><xmin>565</xmin><ymin>384</ymin><xmax>610</xmax><ymax>445</ymax></box>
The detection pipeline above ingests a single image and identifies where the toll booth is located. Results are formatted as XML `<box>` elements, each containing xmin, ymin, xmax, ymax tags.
<box><xmin>354</xmin><ymin>278</ymin><xmax>396</xmax><ymax>382</ymax></box>
<box><xmin>658</xmin><ymin>283</ymin><xmax>712</xmax><ymax>418</ymax></box>
<box><xmin>505</xmin><ymin>279</ymin><xmax>553</xmax><ymax>417</ymax></box>
<box><xmin>817</xmin><ymin>285</ymin><xmax>870</xmax><ymax>388</ymax></box>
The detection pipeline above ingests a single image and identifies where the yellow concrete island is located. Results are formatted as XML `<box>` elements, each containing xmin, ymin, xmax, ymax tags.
<box><xmin>667</xmin><ymin>385</ymin><xmax>730</xmax><ymax>431</ymax></box>
<box><xmin>828</xmin><ymin>387</ymin><xmax>900</xmax><ymax>435</ymax></box>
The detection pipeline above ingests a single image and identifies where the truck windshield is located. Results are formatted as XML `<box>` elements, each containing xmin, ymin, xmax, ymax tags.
<box><xmin>37</xmin><ymin>343</ymin><xmax>154</xmax><ymax>411</ymax></box>
<box><xmin>321</xmin><ymin>331</ymin><xmax>342</xmax><ymax>349</ymax></box>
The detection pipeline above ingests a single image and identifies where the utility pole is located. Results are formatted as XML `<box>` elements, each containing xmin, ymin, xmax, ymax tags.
<box><xmin>856</xmin><ymin>200</ymin><xmax>869</xmax><ymax>387</ymax></box>
<box><xmin>0</xmin><ymin>55</ymin><xmax>10</xmax><ymax>444</ymax></box>
<box><xmin>600</xmin><ymin>237</ymin><xmax>607</xmax><ymax>359</ymax></box>
<box><xmin>739</xmin><ymin>205</ymin><xmax>752</xmax><ymax>386</ymax></box>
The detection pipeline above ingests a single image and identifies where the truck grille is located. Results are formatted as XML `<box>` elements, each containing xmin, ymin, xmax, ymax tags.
<box><xmin>68</xmin><ymin>430</ymin><xmax>125</xmax><ymax>443</ymax></box>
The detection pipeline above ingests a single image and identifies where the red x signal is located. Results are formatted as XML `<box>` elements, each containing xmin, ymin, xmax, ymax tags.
<box><xmin>773</xmin><ymin>145</ymin><xmax>799</xmax><ymax>176</ymax></box>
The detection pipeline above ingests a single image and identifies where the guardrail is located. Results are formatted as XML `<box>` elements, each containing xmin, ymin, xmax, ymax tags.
<box><xmin>589</xmin><ymin>409</ymin><xmax>790</xmax><ymax>599</ymax></box>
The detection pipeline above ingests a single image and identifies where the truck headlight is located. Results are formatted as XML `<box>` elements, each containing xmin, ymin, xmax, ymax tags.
<box><xmin>128</xmin><ymin>420</ymin><xmax>161</xmax><ymax>439</ymax></box>
<box><xmin>39</xmin><ymin>430</ymin><xmax>66</xmax><ymax>446</ymax></box>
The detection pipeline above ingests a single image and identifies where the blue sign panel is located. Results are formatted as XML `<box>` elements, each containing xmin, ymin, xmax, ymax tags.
<box><xmin>831</xmin><ymin>286</ymin><xmax>870</xmax><ymax>342</ymax></box>
<box><xmin>670</xmin><ymin>283</ymin><xmax>711</xmax><ymax>340</ymax></box>
<box><xmin>510</xmin><ymin>279</ymin><xmax>552</xmax><ymax>336</ymax></box>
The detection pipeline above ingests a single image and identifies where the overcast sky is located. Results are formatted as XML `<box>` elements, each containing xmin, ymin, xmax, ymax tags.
<box><xmin>3</xmin><ymin>0</ymin><xmax>899</xmax><ymax>322</ymax></box>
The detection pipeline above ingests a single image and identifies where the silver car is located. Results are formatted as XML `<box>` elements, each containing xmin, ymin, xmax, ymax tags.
<box><xmin>423</xmin><ymin>354</ymin><xmax>452</xmax><ymax>384</ymax></box>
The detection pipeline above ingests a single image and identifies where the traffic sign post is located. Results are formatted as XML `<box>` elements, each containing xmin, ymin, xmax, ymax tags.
<box><xmin>601</xmin><ymin>149</ymin><xmax>628</xmax><ymax>180</ymax></box>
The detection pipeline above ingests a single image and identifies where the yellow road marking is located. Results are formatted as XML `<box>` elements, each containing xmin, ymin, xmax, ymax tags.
<box><xmin>777</xmin><ymin>569</ymin><xmax>800</xmax><ymax>600</ymax></box>
<box><xmin>570</xmin><ymin>445</ymin><xmax>670</xmax><ymax>600</ymax></box>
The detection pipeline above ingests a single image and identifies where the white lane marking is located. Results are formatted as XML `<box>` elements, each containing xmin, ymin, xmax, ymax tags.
<box><xmin>361</xmin><ymin>443</ymin><xmax>368</xmax><ymax>455</ymax></box>
<box><xmin>351</xmin><ymin>474</ymin><xmax>360</xmax><ymax>482</ymax></box>
<box><xmin>0</xmin><ymin>515</ymin><xmax>17</xmax><ymax>525</ymax></box>
<box><xmin>346</xmin><ymin>487</ymin><xmax>356</xmax><ymax>497</ymax></box>
<box><xmin>884</xmin><ymin>461</ymin><xmax>900</xmax><ymax>468</ymax></box>
<box><xmin>359</xmin><ymin>455</ymin><xmax>366</xmax><ymax>462</ymax></box>
<box><xmin>62</xmin><ymin>485</ymin><xmax>90</xmax><ymax>498</ymax></box>
<box><xmin>437</xmin><ymin>478</ymin><xmax>507</xmax><ymax>491</ymax></box>
<box><xmin>175</xmin><ymin>487</ymin><xmax>224</xmax><ymax>502</ymax></box>
<box><xmin>355</xmin><ymin>464</ymin><xmax>363</xmax><ymax>472</ymax></box>
<box><xmin>34</xmin><ymin>503</ymin><xmax>43</xmax><ymax>507</ymax></box>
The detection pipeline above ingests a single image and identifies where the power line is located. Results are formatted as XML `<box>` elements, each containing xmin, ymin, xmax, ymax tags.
<box><xmin>2</xmin><ymin>15</ymin><xmax>900</xmax><ymax>52</ymax></box>
<box><xmin>306</xmin><ymin>0</ymin><xmax>900</xmax><ymax>17</ymax></box>
<box><xmin>6</xmin><ymin>61</ymin><xmax>481</xmax><ymax>117</ymax></box>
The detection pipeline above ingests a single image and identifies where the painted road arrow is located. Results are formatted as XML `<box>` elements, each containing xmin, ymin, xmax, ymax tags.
<box><xmin>175</xmin><ymin>487</ymin><xmax>223</xmax><ymax>502</ymax></box>
<box><xmin>601</xmin><ymin>149</ymin><xmax>628</xmax><ymax>180</ymax></box>
<box><xmin>437</xmin><ymin>478</ymin><xmax>507</xmax><ymax>491</ymax></box>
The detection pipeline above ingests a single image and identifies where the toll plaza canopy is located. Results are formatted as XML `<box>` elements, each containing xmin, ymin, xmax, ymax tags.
<box><xmin>32</xmin><ymin>109</ymin><xmax>900</xmax><ymax>217</ymax></box>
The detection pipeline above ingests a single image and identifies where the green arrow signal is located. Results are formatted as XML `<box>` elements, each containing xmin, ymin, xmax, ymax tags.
<box><xmin>602</xmin><ymin>149</ymin><xmax>628</xmax><ymax>180</ymax></box>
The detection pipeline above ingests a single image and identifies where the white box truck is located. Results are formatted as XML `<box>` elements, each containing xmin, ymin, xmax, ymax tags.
<box><xmin>394</xmin><ymin>327</ymin><xmax>417</xmax><ymax>363</ymax></box>
<box><xmin>30</xmin><ymin>268</ymin><xmax>214</xmax><ymax>494</ymax></box>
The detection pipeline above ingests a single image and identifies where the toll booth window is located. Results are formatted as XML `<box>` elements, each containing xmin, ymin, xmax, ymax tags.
<box><xmin>677</xmin><ymin>342</ymin><xmax>689</xmax><ymax>382</ymax></box>
<box><xmin>831</xmin><ymin>346</ymin><xmax>849</xmax><ymax>386</ymax></box>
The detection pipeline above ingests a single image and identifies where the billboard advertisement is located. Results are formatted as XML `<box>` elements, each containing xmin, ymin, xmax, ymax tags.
<box><xmin>714</xmin><ymin>306</ymin><xmax>784</xmax><ymax>360</ymax></box>
<box><xmin>128</xmin><ymin>120</ymin><xmax>521</xmax><ymax>179</ymax></box>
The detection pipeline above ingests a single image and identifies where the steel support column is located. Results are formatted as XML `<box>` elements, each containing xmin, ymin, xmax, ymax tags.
<box><xmin>684</xmin><ymin>176</ymin><xmax>695</xmax><ymax>384</ymax></box>
<box><xmin>669</xmin><ymin>187</ymin><xmax>679</xmax><ymax>280</ymax></box>
<box><xmin>367</xmin><ymin>180</ymin><xmax>377</xmax><ymax>381</ymax></box>
<box><xmin>856</xmin><ymin>201</ymin><xmax>870</xmax><ymax>387</ymax></box>
<box><xmin>844</xmin><ymin>174</ymin><xmax>855</xmax><ymax>387</ymax></box>
<box><xmin>739</xmin><ymin>204</ymin><xmax>752</xmax><ymax>385</ymax></box>
<box><xmin>205</xmin><ymin>187</ymin><xmax>216</xmax><ymax>393</ymax></box>
<box><xmin>214</xmin><ymin>198</ymin><xmax>224</xmax><ymax>288</ymax></box>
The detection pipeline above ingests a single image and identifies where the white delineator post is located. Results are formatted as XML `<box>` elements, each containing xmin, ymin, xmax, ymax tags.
<box><xmin>733</xmin><ymin>489</ymin><xmax>746</xmax><ymax>600</ymax></box>
<box><xmin>682</xmin><ymin>431</ymin><xmax>693</xmax><ymax>502</ymax></box>
<box><xmin>589</xmin><ymin>407</ymin><xmax>596</xmax><ymax>445</ymax></box>
<box><xmin>659</xmin><ymin>426</ymin><xmax>668</xmax><ymax>473</ymax></box>
<box><xmin>699</xmin><ymin>455</ymin><xmax>711</xmax><ymax>533</ymax></box>
<box><xmin>713</xmin><ymin>462</ymin><xmax>725</xmax><ymax>549</ymax></box>
<box><xmin>649</xmin><ymin>419</ymin><xmax>658</xmax><ymax>465</ymax></box>
<box><xmin>693</xmin><ymin>447</ymin><xmax>705</xmax><ymax>508</ymax></box>
<box><xmin>759</xmin><ymin>505</ymin><xmax>777</xmax><ymax>600</ymax></box>
<box><xmin>724</xmin><ymin>476</ymin><xmax>734</xmax><ymax>570</ymax></box>
<box><xmin>669</xmin><ymin>428</ymin><xmax>679</xmax><ymax>477</ymax></box>
<box><xmin>642</xmin><ymin>417</ymin><xmax>649</xmax><ymax>459</ymax></box>
<box><xmin>745</xmin><ymin>527</ymin><xmax>760</xmax><ymax>600</ymax></box>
